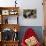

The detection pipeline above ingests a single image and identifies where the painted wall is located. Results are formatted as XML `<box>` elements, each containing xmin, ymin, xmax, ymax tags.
<box><xmin>0</xmin><ymin>0</ymin><xmax>44</xmax><ymax>26</ymax></box>
<box><xmin>18</xmin><ymin>0</ymin><xmax>44</xmax><ymax>26</ymax></box>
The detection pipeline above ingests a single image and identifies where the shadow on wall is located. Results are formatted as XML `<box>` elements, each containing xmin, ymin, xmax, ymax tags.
<box><xmin>18</xmin><ymin>26</ymin><xmax>43</xmax><ymax>44</ymax></box>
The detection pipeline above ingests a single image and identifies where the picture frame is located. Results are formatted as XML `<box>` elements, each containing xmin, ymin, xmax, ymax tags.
<box><xmin>9</xmin><ymin>10</ymin><xmax>18</xmax><ymax>15</ymax></box>
<box><xmin>23</xmin><ymin>9</ymin><xmax>37</xmax><ymax>18</ymax></box>
<box><xmin>2</xmin><ymin>10</ymin><xmax>9</xmax><ymax>15</ymax></box>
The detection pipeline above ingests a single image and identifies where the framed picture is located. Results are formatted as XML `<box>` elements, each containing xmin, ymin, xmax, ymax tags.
<box><xmin>23</xmin><ymin>9</ymin><xmax>37</xmax><ymax>18</ymax></box>
<box><xmin>9</xmin><ymin>10</ymin><xmax>18</xmax><ymax>15</ymax></box>
<box><xmin>2</xmin><ymin>10</ymin><xmax>9</xmax><ymax>15</ymax></box>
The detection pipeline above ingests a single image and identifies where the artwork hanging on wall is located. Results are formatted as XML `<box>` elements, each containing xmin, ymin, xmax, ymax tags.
<box><xmin>2</xmin><ymin>10</ymin><xmax>9</xmax><ymax>15</ymax></box>
<box><xmin>23</xmin><ymin>9</ymin><xmax>37</xmax><ymax>18</ymax></box>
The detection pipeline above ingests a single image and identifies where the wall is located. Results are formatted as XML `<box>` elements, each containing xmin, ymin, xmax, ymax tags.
<box><xmin>18</xmin><ymin>0</ymin><xmax>44</xmax><ymax>26</ymax></box>
<box><xmin>0</xmin><ymin>0</ymin><xmax>44</xmax><ymax>26</ymax></box>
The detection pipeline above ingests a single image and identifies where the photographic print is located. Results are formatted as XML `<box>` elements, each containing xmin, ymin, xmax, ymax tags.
<box><xmin>2</xmin><ymin>10</ymin><xmax>9</xmax><ymax>15</ymax></box>
<box><xmin>23</xmin><ymin>9</ymin><xmax>37</xmax><ymax>18</ymax></box>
